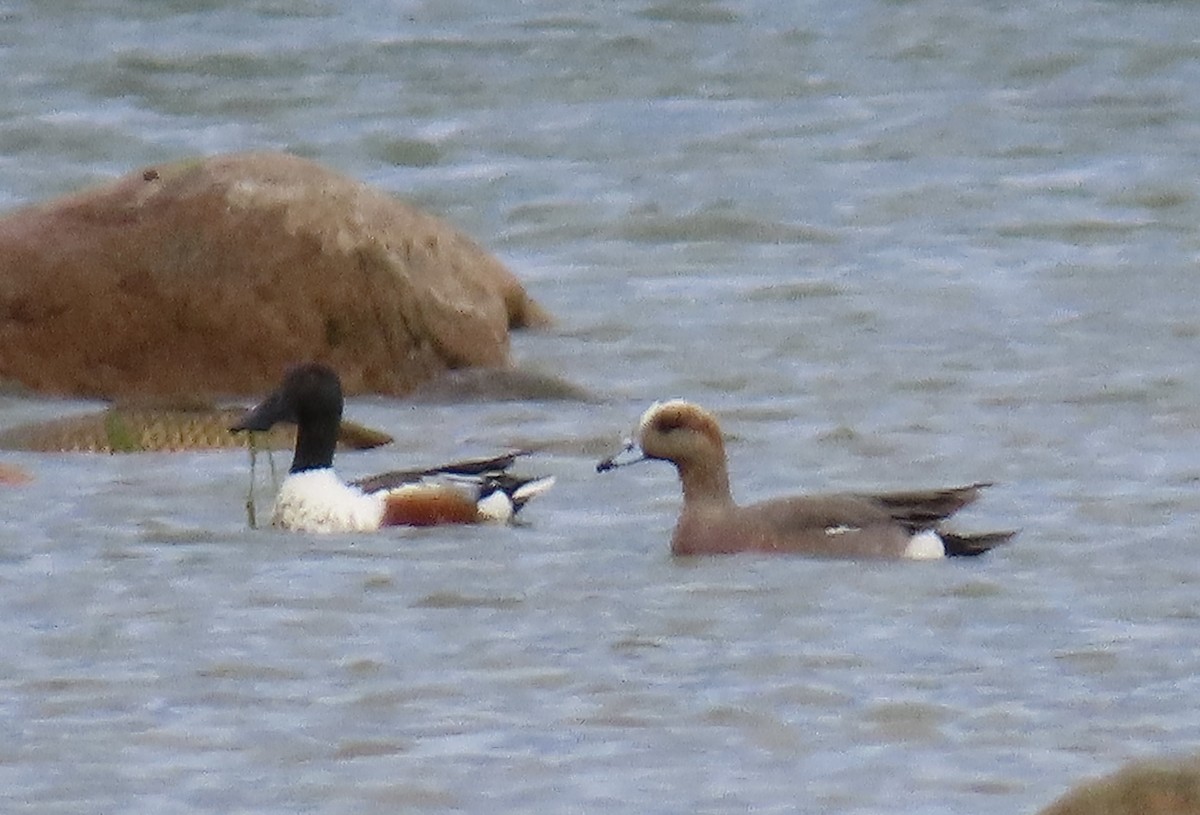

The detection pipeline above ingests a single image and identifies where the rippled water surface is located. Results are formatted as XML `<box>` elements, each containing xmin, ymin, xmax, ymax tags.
<box><xmin>4</xmin><ymin>2</ymin><xmax>1200</xmax><ymax>813</ymax></box>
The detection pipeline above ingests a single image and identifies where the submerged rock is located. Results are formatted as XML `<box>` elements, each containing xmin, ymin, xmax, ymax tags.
<box><xmin>406</xmin><ymin>367</ymin><xmax>595</xmax><ymax>403</ymax></box>
<box><xmin>0</xmin><ymin>404</ymin><xmax>392</xmax><ymax>453</ymax></box>
<box><xmin>0</xmin><ymin>151</ymin><xmax>551</xmax><ymax>399</ymax></box>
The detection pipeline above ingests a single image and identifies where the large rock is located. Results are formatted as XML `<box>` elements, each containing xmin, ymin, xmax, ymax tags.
<box><xmin>0</xmin><ymin>151</ymin><xmax>551</xmax><ymax>398</ymax></box>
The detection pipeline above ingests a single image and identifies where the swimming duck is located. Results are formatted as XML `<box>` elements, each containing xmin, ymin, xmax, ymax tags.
<box><xmin>231</xmin><ymin>363</ymin><xmax>554</xmax><ymax>533</ymax></box>
<box><xmin>598</xmin><ymin>400</ymin><xmax>1013</xmax><ymax>558</ymax></box>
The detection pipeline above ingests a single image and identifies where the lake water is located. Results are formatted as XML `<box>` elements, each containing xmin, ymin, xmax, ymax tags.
<box><xmin>3</xmin><ymin>1</ymin><xmax>1200</xmax><ymax>813</ymax></box>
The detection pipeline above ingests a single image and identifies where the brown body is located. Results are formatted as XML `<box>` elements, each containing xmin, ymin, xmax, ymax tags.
<box><xmin>670</xmin><ymin>485</ymin><xmax>1002</xmax><ymax>557</ymax></box>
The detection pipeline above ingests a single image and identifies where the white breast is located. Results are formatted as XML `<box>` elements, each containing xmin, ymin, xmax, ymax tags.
<box><xmin>271</xmin><ymin>469</ymin><xmax>386</xmax><ymax>533</ymax></box>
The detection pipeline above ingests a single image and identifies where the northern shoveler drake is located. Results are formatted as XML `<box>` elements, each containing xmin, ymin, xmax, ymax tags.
<box><xmin>231</xmin><ymin>363</ymin><xmax>554</xmax><ymax>533</ymax></box>
<box><xmin>597</xmin><ymin>400</ymin><xmax>1014</xmax><ymax>558</ymax></box>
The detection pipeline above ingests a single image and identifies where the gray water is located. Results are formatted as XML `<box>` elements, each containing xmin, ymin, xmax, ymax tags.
<box><xmin>3</xmin><ymin>1</ymin><xmax>1200</xmax><ymax>813</ymax></box>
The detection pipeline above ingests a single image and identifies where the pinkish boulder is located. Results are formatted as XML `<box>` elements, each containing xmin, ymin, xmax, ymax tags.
<box><xmin>0</xmin><ymin>151</ymin><xmax>550</xmax><ymax>398</ymax></box>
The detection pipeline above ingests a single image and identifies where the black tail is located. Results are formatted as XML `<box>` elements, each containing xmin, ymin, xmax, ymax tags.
<box><xmin>941</xmin><ymin>530</ymin><xmax>1017</xmax><ymax>557</ymax></box>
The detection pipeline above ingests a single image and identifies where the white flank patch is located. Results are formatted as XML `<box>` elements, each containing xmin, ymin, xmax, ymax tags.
<box><xmin>476</xmin><ymin>490</ymin><xmax>514</xmax><ymax>523</ymax></box>
<box><xmin>478</xmin><ymin>476</ymin><xmax>555</xmax><ymax>522</ymax></box>
<box><xmin>903</xmin><ymin>530</ymin><xmax>946</xmax><ymax>560</ymax></box>
<box><xmin>272</xmin><ymin>469</ymin><xmax>386</xmax><ymax>533</ymax></box>
<box><xmin>824</xmin><ymin>525</ymin><xmax>861</xmax><ymax>536</ymax></box>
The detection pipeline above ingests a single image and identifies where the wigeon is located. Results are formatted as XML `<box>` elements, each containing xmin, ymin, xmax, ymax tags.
<box><xmin>598</xmin><ymin>400</ymin><xmax>1014</xmax><ymax>558</ymax></box>
<box><xmin>231</xmin><ymin>363</ymin><xmax>554</xmax><ymax>533</ymax></box>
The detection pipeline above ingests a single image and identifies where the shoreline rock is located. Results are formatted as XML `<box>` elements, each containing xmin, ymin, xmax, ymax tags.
<box><xmin>1038</xmin><ymin>756</ymin><xmax>1200</xmax><ymax>815</ymax></box>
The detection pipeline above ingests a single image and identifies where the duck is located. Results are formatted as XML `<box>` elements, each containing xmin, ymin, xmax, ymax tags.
<box><xmin>597</xmin><ymin>400</ymin><xmax>1014</xmax><ymax>558</ymax></box>
<box><xmin>230</xmin><ymin>363</ymin><xmax>554</xmax><ymax>533</ymax></box>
